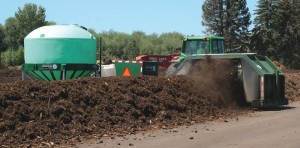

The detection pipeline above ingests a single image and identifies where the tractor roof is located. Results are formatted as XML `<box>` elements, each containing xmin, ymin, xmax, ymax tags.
<box><xmin>184</xmin><ymin>35</ymin><xmax>224</xmax><ymax>40</ymax></box>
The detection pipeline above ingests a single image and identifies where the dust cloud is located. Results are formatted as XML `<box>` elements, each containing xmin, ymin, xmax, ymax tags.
<box><xmin>186</xmin><ymin>57</ymin><xmax>246</xmax><ymax>107</ymax></box>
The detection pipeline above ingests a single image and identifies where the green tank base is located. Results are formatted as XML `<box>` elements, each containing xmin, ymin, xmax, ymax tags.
<box><xmin>22</xmin><ymin>63</ymin><xmax>98</xmax><ymax>81</ymax></box>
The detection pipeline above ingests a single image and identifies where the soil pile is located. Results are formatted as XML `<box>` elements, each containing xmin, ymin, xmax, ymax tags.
<box><xmin>284</xmin><ymin>70</ymin><xmax>300</xmax><ymax>102</ymax></box>
<box><xmin>0</xmin><ymin>76</ymin><xmax>244</xmax><ymax>147</ymax></box>
<box><xmin>0</xmin><ymin>62</ymin><xmax>299</xmax><ymax>147</ymax></box>
<box><xmin>0</xmin><ymin>69</ymin><xmax>22</xmax><ymax>84</ymax></box>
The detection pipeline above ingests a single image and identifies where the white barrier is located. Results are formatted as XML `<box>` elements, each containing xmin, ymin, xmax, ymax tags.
<box><xmin>101</xmin><ymin>64</ymin><xmax>116</xmax><ymax>77</ymax></box>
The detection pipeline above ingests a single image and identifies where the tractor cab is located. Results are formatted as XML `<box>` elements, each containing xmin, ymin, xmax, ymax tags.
<box><xmin>183</xmin><ymin>36</ymin><xmax>225</xmax><ymax>55</ymax></box>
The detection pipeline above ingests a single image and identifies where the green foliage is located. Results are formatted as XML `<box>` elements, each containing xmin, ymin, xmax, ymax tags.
<box><xmin>46</xmin><ymin>21</ymin><xmax>56</xmax><ymax>25</ymax></box>
<box><xmin>97</xmin><ymin>30</ymin><xmax>183</xmax><ymax>60</ymax></box>
<box><xmin>4</xmin><ymin>17</ymin><xmax>20</xmax><ymax>50</ymax></box>
<box><xmin>251</xmin><ymin>0</ymin><xmax>278</xmax><ymax>58</ymax></box>
<box><xmin>202</xmin><ymin>0</ymin><xmax>299</xmax><ymax>68</ymax></box>
<box><xmin>15</xmin><ymin>3</ymin><xmax>47</xmax><ymax>47</ymax></box>
<box><xmin>99</xmin><ymin>30</ymin><xmax>129</xmax><ymax>59</ymax></box>
<box><xmin>251</xmin><ymin>0</ymin><xmax>300</xmax><ymax>68</ymax></box>
<box><xmin>225</xmin><ymin>0</ymin><xmax>251</xmax><ymax>50</ymax></box>
<box><xmin>159</xmin><ymin>32</ymin><xmax>183</xmax><ymax>54</ymax></box>
<box><xmin>276</xmin><ymin>0</ymin><xmax>300</xmax><ymax>68</ymax></box>
<box><xmin>0</xmin><ymin>24</ymin><xmax>6</xmax><ymax>67</ymax></box>
<box><xmin>4</xmin><ymin>3</ymin><xmax>47</xmax><ymax>50</ymax></box>
<box><xmin>202</xmin><ymin>0</ymin><xmax>251</xmax><ymax>50</ymax></box>
<box><xmin>0</xmin><ymin>24</ymin><xmax>6</xmax><ymax>52</ymax></box>
<box><xmin>139</xmin><ymin>33</ymin><xmax>159</xmax><ymax>55</ymax></box>
<box><xmin>202</xmin><ymin>0</ymin><xmax>225</xmax><ymax>35</ymax></box>
<box><xmin>1</xmin><ymin>47</ymin><xmax>24</xmax><ymax>66</ymax></box>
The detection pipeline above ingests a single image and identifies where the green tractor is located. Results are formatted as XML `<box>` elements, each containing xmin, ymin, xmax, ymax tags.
<box><xmin>166</xmin><ymin>36</ymin><xmax>288</xmax><ymax>107</ymax></box>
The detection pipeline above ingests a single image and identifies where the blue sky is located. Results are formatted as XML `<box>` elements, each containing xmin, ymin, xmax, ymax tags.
<box><xmin>0</xmin><ymin>0</ymin><xmax>258</xmax><ymax>35</ymax></box>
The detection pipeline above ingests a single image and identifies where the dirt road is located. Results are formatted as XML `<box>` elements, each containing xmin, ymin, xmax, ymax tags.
<box><xmin>77</xmin><ymin>101</ymin><xmax>300</xmax><ymax>148</ymax></box>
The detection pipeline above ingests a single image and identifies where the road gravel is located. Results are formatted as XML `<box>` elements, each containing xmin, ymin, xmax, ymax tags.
<box><xmin>77</xmin><ymin>102</ymin><xmax>300</xmax><ymax>148</ymax></box>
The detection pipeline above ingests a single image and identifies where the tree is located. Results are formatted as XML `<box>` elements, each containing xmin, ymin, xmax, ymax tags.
<box><xmin>275</xmin><ymin>0</ymin><xmax>300</xmax><ymax>68</ymax></box>
<box><xmin>1</xmin><ymin>3</ymin><xmax>48</xmax><ymax>67</ymax></box>
<box><xmin>253</xmin><ymin>0</ymin><xmax>277</xmax><ymax>29</ymax></box>
<box><xmin>97</xmin><ymin>30</ymin><xmax>183</xmax><ymax>60</ymax></box>
<box><xmin>4</xmin><ymin>17</ymin><xmax>20</xmax><ymax>50</ymax></box>
<box><xmin>99</xmin><ymin>30</ymin><xmax>130</xmax><ymax>59</ymax></box>
<box><xmin>144</xmin><ymin>33</ymin><xmax>162</xmax><ymax>54</ymax></box>
<box><xmin>202</xmin><ymin>0</ymin><xmax>225</xmax><ymax>36</ymax></box>
<box><xmin>290</xmin><ymin>0</ymin><xmax>300</xmax><ymax>68</ymax></box>
<box><xmin>126</xmin><ymin>31</ymin><xmax>147</xmax><ymax>58</ymax></box>
<box><xmin>0</xmin><ymin>24</ymin><xmax>6</xmax><ymax>51</ymax></box>
<box><xmin>159</xmin><ymin>32</ymin><xmax>183</xmax><ymax>54</ymax></box>
<box><xmin>123</xmin><ymin>39</ymin><xmax>139</xmax><ymax>60</ymax></box>
<box><xmin>46</xmin><ymin>21</ymin><xmax>56</xmax><ymax>25</ymax></box>
<box><xmin>202</xmin><ymin>0</ymin><xmax>251</xmax><ymax>50</ymax></box>
<box><xmin>13</xmin><ymin>3</ymin><xmax>47</xmax><ymax>47</ymax></box>
<box><xmin>224</xmin><ymin>0</ymin><xmax>251</xmax><ymax>50</ymax></box>
<box><xmin>251</xmin><ymin>0</ymin><xmax>300</xmax><ymax>68</ymax></box>
<box><xmin>251</xmin><ymin>0</ymin><xmax>278</xmax><ymax>59</ymax></box>
<box><xmin>251</xmin><ymin>0</ymin><xmax>277</xmax><ymax>59</ymax></box>
<box><xmin>0</xmin><ymin>24</ymin><xmax>6</xmax><ymax>67</ymax></box>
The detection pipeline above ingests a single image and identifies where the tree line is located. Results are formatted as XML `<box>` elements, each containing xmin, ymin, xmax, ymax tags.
<box><xmin>202</xmin><ymin>0</ymin><xmax>300</xmax><ymax>68</ymax></box>
<box><xmin>93</xmin><ymin>30</ymin><xmax>183</xmax><ymax>64</ymax></box>
<box><xmin>0</xmin><ymin>1</ymin><xmax>299</xmax><ymax>68</ymax></box>
<box><xmin>0</xmin><ymin>3</ymin><xmax>183</xmax><ymax>66</ymax></box>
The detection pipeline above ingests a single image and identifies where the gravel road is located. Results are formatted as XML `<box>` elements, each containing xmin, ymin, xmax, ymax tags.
<box><xmin>77</xmin><ymin>102</ymin><xmax>300</xmax><ymax>148</ymax></box>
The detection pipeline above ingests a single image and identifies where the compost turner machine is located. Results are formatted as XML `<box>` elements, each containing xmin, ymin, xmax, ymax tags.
<box><xmin>166</xmin><ymin>36</ymin><xmax>288</xmax><ymax>108</ymax></box>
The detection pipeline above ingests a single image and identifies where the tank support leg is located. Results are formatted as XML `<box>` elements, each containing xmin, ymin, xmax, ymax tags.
<box><xmin>62</xmin><ymin>70</ymin><xmax>66</xmax><ymax>80</ymax></box>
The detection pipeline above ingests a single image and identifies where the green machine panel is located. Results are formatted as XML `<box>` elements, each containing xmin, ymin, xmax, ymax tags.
<box><xmin>113</xmin><ymin>60</ymin><xmax>142</xmax><ymax>76</ymax></box>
